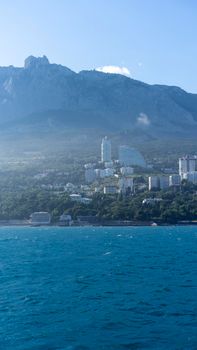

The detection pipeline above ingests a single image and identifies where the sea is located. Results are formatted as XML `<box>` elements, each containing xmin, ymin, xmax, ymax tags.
<box><xmin>0</xmin><ymin>226</ymin><xmax>197</xmax><ymax>350</ymax></box>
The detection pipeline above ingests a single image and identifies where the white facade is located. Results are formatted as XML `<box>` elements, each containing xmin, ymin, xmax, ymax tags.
<box><xmin>119</xmin><ymin>177</ymin><xmax>133</xmax><ymax>193</ymax></box>
<box><xmin>119</xmin><ymin>146</ymin><xmax>146</xmax><ymax>167</ymax></box>
<box><xmin>105</xmin><ymin>168</ymin><xmax>115</xmax><ymax>177</ymax></box>
<box><xmin>70</xmin><ymin>194</ymin><xmax>92</xmax><ymax>204</ymax></box>
<box><xmin>70</xmin><ymin>194</ymin><xmax>82</xmax><ymax>202</ymax></box>
<box><xmin>149</xmin><ymin>176</ymin><xmax>170</xmax><ymax>190</ymax></box>
<box><xmin>95</xmin><ymin>169</ymin><xmax>101</xmax><ymax>178</ymax></box>
<box><xmin>179</xmin><ymin>156</ymin><xmax>196</xmax><ymax>178</ymax></box>
<box><xmin>169</xmin><ymin>175</ymin><xmax>181</xmax><ymax>187</ymax></box>
<box><xmin>96</xmin><ymin>168</ymin><xmax>114</xmax><ymax>178</ymax></box>
<box><xmin>59</xmin><ymin>214</ymin><xmax>72</xmax><ymax>226</ymax></box>
<box><xmin>183</xmin><ymin>171</ymin><xmax>197</xmax><ymax>184</ymax></box>
<box><xmin>120</xmin><ymin>167</ymin><xmax>134</xmax><ymax>176</ymax></box>
<box><xmin>148</xmin><ymin>176</ymin><xmax>159</xmax><ymax>190</ymax></box>
<box><xmin>84</xmin><ymin>163</ymin><xmax>96</xmax><ymax>169</ymax></box>
<box><xmin>65</xmin><ymin>183</ymin><xmax>76</xmax><ymax>192</ymax></box>
<box><xmin>80</xmin><ymin>197</ymin><xmax>92</xmax><ymax>204</ymax></box>
<box><xmin>30</xmin><ymin>212</ymin><xmax>51</xmax><ymax>225</ymax></box>
<box><xmin>104</xmin><ymin>161</ymin><xmax>114</xmax><ymax>168</ymax></box>
<box><xmin>104</xmin><ymin>185</ymin><xmax>117</xmax><ymax>194</ymax></box>
<box><xmin>60</xmin><ymin>214</ymin><xmax>72</xmax><ymax>221</ymax></box>
<box><xmin>85</xmin><ymin>168</ymin><xmax>96</xmax><ymax>183</ymax></box>
<box><xmin>101</xmin><ymin>136</ymin><xmax>111</xmax><ymax>162</ymax></box>
<box><xmin>159</xmin><ymin>176</ymin><xmax>169</xmax><ymax>190</ymax></box>
<box><xmin>142</xmin><ymin>198</ymin><xmax>163</xmax><ymax>205</ymax></box>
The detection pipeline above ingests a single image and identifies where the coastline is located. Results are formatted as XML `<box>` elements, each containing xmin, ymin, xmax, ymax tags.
<box><xmin>0</xmin><ymin>221</ymin><xmax>197</xmax><ymax>228</ymax></box>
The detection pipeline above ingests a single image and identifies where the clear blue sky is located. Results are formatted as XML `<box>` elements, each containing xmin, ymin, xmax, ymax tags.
<box><xmin>0</xmin><ymin>0</ymin><xmax>196</xmax><ymax>92</ymax></box>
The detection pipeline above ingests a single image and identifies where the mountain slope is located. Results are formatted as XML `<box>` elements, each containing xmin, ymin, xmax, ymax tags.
<box><xmin>0</xmin><ymin>55</ymin><xmax>197</xmax><ymax>137</ymax></box>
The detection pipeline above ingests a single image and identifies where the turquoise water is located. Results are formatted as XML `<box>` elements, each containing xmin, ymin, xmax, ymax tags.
<box><xmin>0</xmin><ymin>226</ymin><xmax>197</xmax><ymax>349</ymax></box>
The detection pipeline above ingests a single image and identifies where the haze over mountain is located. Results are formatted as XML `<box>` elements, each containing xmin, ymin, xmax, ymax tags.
<box><xmin>0</xmin><ymin>55</ymin><xmax>197</xmax><ymax>138</ymax></box>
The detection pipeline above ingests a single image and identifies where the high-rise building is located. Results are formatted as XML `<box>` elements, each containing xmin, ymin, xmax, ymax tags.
<box><xmin>159</xmin><ymin>176</ymin><xmax>169</xmax><ymax>190</ymax></box>
<box><xmin>119</xmin><ymin>146</ymin><xmax>146</xmax><ymax>167</ymax></box>
<box><xmin>149</xmin><ymin>176</ymin><xmax>170</xmax><ymax>190</ymax></box>
<box><xmin>118</xmin><ymin>177</ymin><xmax>133</xmax><ymax>194</ymax></box>
<box><xmin>179</xmin><ymin>156</ymin><xmax>196</xmax><ymax>178</ymax></box>
<box><xmin>182</xmin><ymin>171</ymin><xmax>197</xmax><ymax>184</ymax></box>
<box><xmin>101</xmin><ymin>136</ymin><xmax>111</xmax><ymax>162</ymax></box>
<box><xmin>169</xmin><ymin>175</ymin><xmax>181</xmax><ymax>187</ymax></box>
<box><xmin>148</xmin><ymin>176</ymin><xmax>159</xmax><ymax>190</ymax></box>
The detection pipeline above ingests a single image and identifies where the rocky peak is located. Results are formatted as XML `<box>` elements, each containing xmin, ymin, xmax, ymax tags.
<box><xmin>24</xmin><ymin>55</ymin><xmax>50</xmax><ymax>69</ymax></box>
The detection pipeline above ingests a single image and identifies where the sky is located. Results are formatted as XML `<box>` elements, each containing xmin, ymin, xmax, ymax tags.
<box><xmin>0</xmin><ymin>0</ymin><xmax>196</xmax><ymax>92</ymax></box>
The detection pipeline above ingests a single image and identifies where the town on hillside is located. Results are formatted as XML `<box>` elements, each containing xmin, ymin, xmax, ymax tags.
<box><xmin>0</xmin><ymin>136</ymin><xmax>196</xmax><ymax>226</ymax></box>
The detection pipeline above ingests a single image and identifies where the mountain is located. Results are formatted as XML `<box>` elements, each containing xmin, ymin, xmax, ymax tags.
<box><xmin>0</xmin><ymin>55</ymin><xmax>197</xmax><ymax>138</ymax></box>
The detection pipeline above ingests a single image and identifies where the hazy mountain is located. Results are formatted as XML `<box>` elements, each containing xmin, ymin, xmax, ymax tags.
<box><xmin>0</xmin><ymin>55</ymin><xmax>197</xmax><ymax>138</ymax></box>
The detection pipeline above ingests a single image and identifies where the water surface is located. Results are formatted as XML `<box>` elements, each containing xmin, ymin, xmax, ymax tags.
<box><xmin>0</xmin><ymin>226</ymin><xmax>197</xmax><ymax>349</ymax></box>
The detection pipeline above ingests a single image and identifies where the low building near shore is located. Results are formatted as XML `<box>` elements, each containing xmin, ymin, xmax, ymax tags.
<box><xmin>59</xmin><ymin>214</ymin><xmax>72</xmax><ymax>226</ymax></box>
<box><xmin>30</xmin><ymin>212</ymin><xmax>51</xmax><ymax>226</ymax></box>
<box><xmin>0</xmin><ymin>219</ymin><xmax>30</xmax><ymax>226</ymax></box>
<box><xmin>77</xmin><ymin>215</ymin><xmax>99</xmax><ymax>225</ymax></box>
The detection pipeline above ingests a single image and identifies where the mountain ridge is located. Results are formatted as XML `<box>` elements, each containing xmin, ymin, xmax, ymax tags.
<box><xmin>0</xmin><ymin>55</ymin><xmax>197</xmax><ymax>138</ymax></box>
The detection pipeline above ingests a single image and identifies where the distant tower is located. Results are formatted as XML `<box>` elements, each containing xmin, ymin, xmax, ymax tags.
<box><xmin>101</xmin><ymin>136</ymin><xmax>111</xmax><ymax>162</ymax></box>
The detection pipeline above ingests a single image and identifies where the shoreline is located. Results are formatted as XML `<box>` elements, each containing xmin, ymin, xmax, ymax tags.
<box><xmin>0</xmin><ymin>222</ymin><xmax>197</xmax><ymax>228</ymax></box>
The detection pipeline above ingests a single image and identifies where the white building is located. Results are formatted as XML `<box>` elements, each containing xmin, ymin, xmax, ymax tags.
<box><xmin>142</xmin><ymin>198</ymin><xmax>163</xmax><ymax>205</ymax></box>
<box><xmin>104</xmin><ymin>161</ymin><xmax>114</xmax><ymax>168</ymax></box>
<box><xmin>120</xmin><ymin>167</ymin><xmax>134</xmax><ymax>176</ymax></box>
<box><xmin>183</xmin><ymin>171</ymin><xmax>197</xmax><ymax>184</ymax></box>
<box><xmin>96</xmin><ymin>168</ymin><xmax>114</xmax><ymax>178</ymax></box>
<box><xmin>149</xmin><ymin>176</ymin><xmax>169</xmax><ymax>190</ymax></box>
<box><xmin>119</xmin><ymin>146</ymin><xmax>146</xmax><ymax>167</ymax></box>
<box><xmin>59</xmin><ymin>214</ymin><xmax>72</xmax><ymax>226</ymax></box>
<box><xmin>30</xmin><ymin>212</ymin><xmax>51</xmax><ymax>225</ymax></box>
<box><xmin>101</xmin><ymin>136</ymin><xmax>111</xmax><ymax>162</ymax></box>
<box><xmin>159</xmin><ymin>176</ymin><xmax>169</xmax><ymax>190</ymax></box>
<box><xmin>70</xmin><ymin>194</ymin><xmax>92</xmax><ymax>204</ymax></box>
<box><xmin>70</xmin><ymin>194</ymin><xmax>82</xmax><ymax>202</ymax></box>
<box><xmin>85</xmin><ymin>168</ymin><xmax>96</xmax><ymax>183</ymax></box>
<box><xmin>148</xmin><ymin>176</ymin><xmax>159</xmax><ymax>190</ymax></box>
<box><xmin>104</xmin><ymin>185</ymin><xmax>117</xmax><ymax>194</ymax></box>
<box><xmin>65</xmin><ymin>183</ymin><xmax>76</xmax><ymax>192</ymax></box>
<box><xmin>169</xmin><ymin>174</ymin><xmax>181</xmax><ymax>187</ymax></box>
<box><xmin>80</xmin><ymin>197</ymin><xmax>92</xmax><ymax>204</ymax></box>
<box><xmin>95</xmin><ymin>169</ymin><xmax>101</xmax><ymax>178</ymax></box>
<box><xmin>105</xmin><ymin>168</ymin><xmax>115</xmax><ymax>177</ymax></box>
<box><xmin>84</xmin><ymin>163</ymin><xmax>96</xmax><ymax>169</ymax></box>
<box><xmin>179</xmin><ymin>156</ymin><xmax>196</xmax><ymax>178</ymax></box>
<box><xmin>119</xmin><ymin>177</ymin><xmax>133</xmax><ymax>194</ymax></box>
